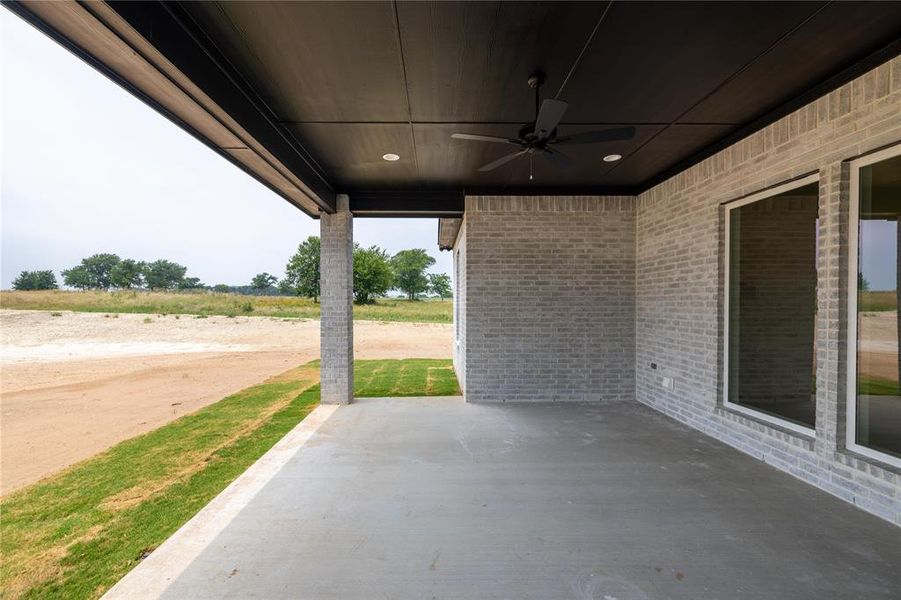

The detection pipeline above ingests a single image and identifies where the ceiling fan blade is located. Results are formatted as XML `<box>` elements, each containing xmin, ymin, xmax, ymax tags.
<box><xmin>452</xmin><ymin>133</ymin><xmax>519</xmax><ymax>144</ymax></box>
<box><xmin>534</xmin><ymin>99</ymin><xmax>568</xmax><ymax>139</ymax></box>
<box><xmin>554</xmin><ymin>126</ymin><xmax>637</xmax><ymax>145</ymax></box>
<box><xmin>542</xmin><ymin>148</ymin><xmax>573</xmax><ymax>168</ymax></box>
<box><xmin>477</xmin><ymin>149</ymin><xmax>527</xmax><ymax>172</ymax></box>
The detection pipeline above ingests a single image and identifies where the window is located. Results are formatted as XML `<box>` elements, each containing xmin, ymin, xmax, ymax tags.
<box><xmin>848</xmin><ymin>146</ymin><xmax>901</xmax><ymax>466</ymax></box>
<box><xmin>724</xmin><ymin>176</ymin><xmax>820</xmax><ymax>433</ymax></box>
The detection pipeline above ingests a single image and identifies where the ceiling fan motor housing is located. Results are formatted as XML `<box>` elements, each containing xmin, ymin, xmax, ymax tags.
<box><xmin>519</xmin><ymin>123</ymin><xmax>548</xmax><ymax>144</ymax></box>
<box><xmin>450</xmin><ymin>68</ymin><xmax>635</xmax><ymax>174</ymax></box>
<box><xmin>527</xmin><ymin>70</ymin><xmax>546</xmax><ymax>89</ymax></box>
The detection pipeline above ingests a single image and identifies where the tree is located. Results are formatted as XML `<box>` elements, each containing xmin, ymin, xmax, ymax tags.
<box><xmin>277</xmin><ymin>279</ymin><xmax>294</xmax><ymax>295</ymax></box>
<box><xmin>858</xmin><ymin>273</ymin><xmax>871</xmax><ymax>291</ymax></box>
<box><xmin>61</xmin><ymin>265</ymin><xmax>93</xmax><ymax>290</ymax></box>
<box><xmin>12</xmin><ymin>270</ymin><xmax>58</xmax><ymax>290</ymax></box>
<box><xmin>353</xmin><ymin>245</ymin><xmax>393</xmax><ymax>304</ymax></box>
<box><xmin>110</xmin><ymin>259</ymin><xmax>145</xmax><ymax>289</ymax></box>
<box><xmin>251</xmin><ymin>272</ymin><xmax>278</xmax><ymax>291</ymax></box>
<box><xmin>428</xmin><ymin>273</ymin><xmax>452</xmax><ymax>299</ymax></box>
<box><xmin>213</xmin><ymin>284</ymin><xmax>232</xmax><ymax>293</ymax></box>
<box><xmin>143</xmin><ymin>259</ymin><xmax>187</xmax><ymax>290</ymax></box>
<box><xmin>62</xmin><ymin>253</ymin><xmax>120</xmax><ymax>289</ymax></box>
<box><xmin>391</xmin><ymin>249</ymin><xmax>435</xmax><ymax>300</ymax></box>
<box><xmin>284</xmin><ymin>236</ymin><xmax>320</xmax><ymax>301</ymax></box>
<box><xmin>177</xmin><ymin>276</ymin><xmax>204</xmax><ymax>290</ymax></box>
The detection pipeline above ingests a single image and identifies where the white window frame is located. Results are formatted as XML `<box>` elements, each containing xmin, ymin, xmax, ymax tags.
<box><xmin>846</xmin><ymin>143</ymin><xmax>901</xmax><ymax>468</ymax></box>
<box><xmin>723</xmin><ymin>173</ymin><xmax>820</xmax><ymax>437</ymax></box>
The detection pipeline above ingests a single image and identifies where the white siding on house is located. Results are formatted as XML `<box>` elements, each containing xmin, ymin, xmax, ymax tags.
<box><xmin>452</xmin><ymin>219</ymin><xmax>467</xmax><ymax>392</ymax></box>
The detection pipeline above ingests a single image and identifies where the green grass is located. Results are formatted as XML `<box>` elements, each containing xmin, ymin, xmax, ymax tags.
<box><xmin>0</xmin><ymin>290</ymin><xmax>452</xmax><ymax>323</ymax></box>
<box><xmin>354</xmin><ymin>359</ymin><xmax>460</xmax><ymax>397</ymax></box>
<box><xmin>0</xmin><ymin>359</ymin><xmax>459</xmax><ymax>599</ymax></box>
<box><xmin>858</xmin><ymin>374</ymin><xmax>900</xmax><ymax>396</ymax></box>
<box><xmin>859</xmin><ymin>290</ymin><xmax>897</xmax><ymax>312</ymax></box>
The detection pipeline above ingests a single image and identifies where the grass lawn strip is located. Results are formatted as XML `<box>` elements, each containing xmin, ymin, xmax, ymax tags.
<box><xmin>1</xmin><ymin>359</ymin><xmax>459</xmax><ymax>599</ymax></box>
<box><xmin>858</xmin><ymin>374</ymin><xmax>900</xmax><ymax>396</ymax></box>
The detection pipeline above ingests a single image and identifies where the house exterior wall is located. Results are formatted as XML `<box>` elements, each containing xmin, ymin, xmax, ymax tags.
<box><xmin>635</xmin><ymin>56</ymin><xmax>901</xmax><ymax>524</ymax></box>
<box><xmin>452</xmin><ymin>219</ymin><xmax>467</xmax><ymax>392</ymax></box>
<box><xmin>453</xmin><ymin>57</ymin><xmax>900</xmax><ymax>523</ymax></box>
<box><xmin>461</xmin><ymin>196</ymin><xmax>635</xmax><ymax>403</ymax></box>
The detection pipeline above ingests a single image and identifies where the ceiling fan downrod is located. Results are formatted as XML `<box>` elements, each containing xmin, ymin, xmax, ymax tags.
<box><xmin>528</xmin><ymin>70</ymin><xmax>545</xmax><ymax>123</ymax></box>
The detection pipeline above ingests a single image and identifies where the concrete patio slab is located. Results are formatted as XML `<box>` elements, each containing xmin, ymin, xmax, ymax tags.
<box><xmin>106</xmin><ymin>398</ymin><xmax>901</xmax><ymax>600</ymax></box>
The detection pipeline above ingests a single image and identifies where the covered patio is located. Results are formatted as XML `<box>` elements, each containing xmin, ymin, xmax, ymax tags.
<box><xmin>105</xmin><ymin>398</ymin><xmax>900</xmax><ymax>599</ymax></box>
<box><xmin>7</xmin><ymin>1</ymin><xmax>901</xmax><ymax>596</ymax></box>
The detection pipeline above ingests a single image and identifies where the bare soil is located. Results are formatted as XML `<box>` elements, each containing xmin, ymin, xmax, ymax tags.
<box><xmin>859</xmin><ymin>311</ymin><xmax>899</xmax><ymax>381</ymax></box>
<box><xmin>0</xmin><ymin>310</ymin><xmax>452</xmax><ymax>494</ymax></box>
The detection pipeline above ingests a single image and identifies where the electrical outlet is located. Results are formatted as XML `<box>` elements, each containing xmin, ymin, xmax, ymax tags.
<box><xmin>662</xmin><ymin>376</ymin><xmax>674</xmax><ymax>390</ymax></box>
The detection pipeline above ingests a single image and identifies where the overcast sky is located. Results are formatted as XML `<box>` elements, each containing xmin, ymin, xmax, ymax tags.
<box><xmin>0</xmin><ymin>10</ymin><xmax>451</xmax><ymax>290</ymax></box>
<box><xmin>860</xmin><ymin>220</ymin><xmax>896</xmax><ymax>291</ymax></box>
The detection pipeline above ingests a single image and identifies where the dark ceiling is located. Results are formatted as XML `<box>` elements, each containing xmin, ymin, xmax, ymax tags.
<box><xmin>7</xmin><ymin>0</ymin><xmax>901</xmax><ymax>216</ymax></box>
<box><xmin>180</xmin><ymin>0</ymin><xmax>901</xmax><ymax>193</ymax></box>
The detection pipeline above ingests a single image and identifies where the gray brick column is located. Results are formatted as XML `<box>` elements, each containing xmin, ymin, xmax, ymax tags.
<box><xmin>320</xmin><ymin>194</ymin><xmax>353</xmax><ymax>404</ymax></box>
<box><xmin>815</xmin><ymin>163</ymin><xmax>849</xmax><ymax>455</ymax></box>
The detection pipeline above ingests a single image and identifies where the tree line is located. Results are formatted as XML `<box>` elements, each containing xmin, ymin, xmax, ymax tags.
<box><xmin>12</xmin><ymin>254</ymin><xmax>202</xmax><ymax>291</ymax></box>
<box><xmin>276</xmin><ymin>236</ymin><xmax>450</xmax><ymax>303</ymax></box>
<box><xmin>11</xmin><ymin>237</ymin><xmax>452</xmax><ymax>304</ymax></box>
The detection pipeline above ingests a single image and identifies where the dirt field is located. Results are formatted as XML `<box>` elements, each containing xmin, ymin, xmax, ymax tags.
<box><xmin>859</xmin><ymin>311</ymin><xmax>899</xmax><ymax>381</ymax></box>
<box><xmin>0</xmin><ymin>309</ymin><xmax>452</xmax><ymax>495</ymax></box>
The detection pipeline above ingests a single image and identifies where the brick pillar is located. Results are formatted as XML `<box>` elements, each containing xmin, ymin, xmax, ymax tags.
<box><xmin>320</xmin><ymin>194</ymin><xmax>353</xmax><ymax>404</ymax></box>
<box><xmin>815</xmin><ymin>162</ymin><xmax>850</xmax><ymax>455</ymax></box>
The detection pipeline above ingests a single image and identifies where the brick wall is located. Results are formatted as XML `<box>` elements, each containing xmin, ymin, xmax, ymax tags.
<box><xmin>452</xmin><ymin>58</ymin><xmax>900</xmax><ymax>523</ymax></box>
<box><xmin>635</xmin><ymin>56</ymin><xmax>901</xmax><ymax>524</ymax></box>
<box><xmin>460</xmin><ymin>196</ymin><xmax>635</xmax><ymax>403</ymax></box>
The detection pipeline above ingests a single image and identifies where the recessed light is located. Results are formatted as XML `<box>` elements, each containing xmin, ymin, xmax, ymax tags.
<box><xmin>382</xmin><ymin>153</ymin><xmax>400</xmax><ymax>162</ymax></box>
<box><xmin>602</xmin><ymin>154</ymin><xmax>622</xmax><ymax>162</ymax></box>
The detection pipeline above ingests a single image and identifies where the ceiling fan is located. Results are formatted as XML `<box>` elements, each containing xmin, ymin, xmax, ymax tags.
<box><xmin>451</xmin><ymin>71</ymin><xmax>635</xmax><ymax>177</ymax></box>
